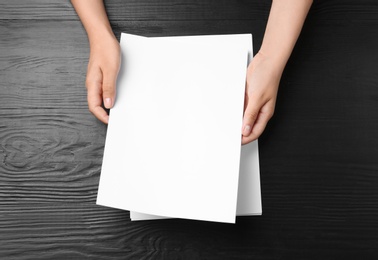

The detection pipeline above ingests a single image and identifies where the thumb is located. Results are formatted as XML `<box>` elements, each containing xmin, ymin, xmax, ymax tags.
<box><xmin>102</xmin><ymin>69</ymin><xmax>118</xmax><ymax>109</ymax></box>
<box><xmin>242</xmin><ymin>99</ymin><xmax>261</xmax><ymax>137</ymax></box>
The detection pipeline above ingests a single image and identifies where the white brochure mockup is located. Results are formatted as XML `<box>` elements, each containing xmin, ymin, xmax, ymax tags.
<box><xmin>97</xmin><ymin>33</ymin><xmax>261</xmax><ymax>224</ymax></box>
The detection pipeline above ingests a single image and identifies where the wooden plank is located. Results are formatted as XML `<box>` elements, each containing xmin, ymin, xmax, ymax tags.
<box><xmin>104</xmin><ymin>0</ymin><xmax>271</xmax><ymax>21</ymax></box>
<box><xmin>0</xmin><ymin>203</ymin><xmax>132</xmax><ymax>259</ymax></box>
<box><xmin>2</xmin><ymin>0</ymin><xmax>378</xmax><ymax>21</ymax></box>
<box><xmin>0</xmin><ymin>0</ymin><xmax>79</xmax><ymax>20</ymax></box>
<box><xmin>0</xmin><ymin>20</ymin><xmax>88</xmax><ymax>109</ymax></box>
<box><xmin>0</xmin><ymin>0</ymin><xmax>270</xmax><ymax>21</ymax></box>
<box><xmin>1</xmin><ymin>201</ymin><xmax>377</xmax><ymax>259</ymax></box>
<box><xmin>0</xmin><ymin>20</ymin><xmax>103</xmax><ymax>205</ymax></box>
<box><xmin>109</xmin><ymin>20</ymin><xmax>267</xmax><ymax>50</ymax></box>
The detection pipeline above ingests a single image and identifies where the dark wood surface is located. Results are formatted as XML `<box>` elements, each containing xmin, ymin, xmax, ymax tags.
<box><xmin>1</xmin><ymin>0</ymin><xmax>378</xmax><ymax>259</ymax></box>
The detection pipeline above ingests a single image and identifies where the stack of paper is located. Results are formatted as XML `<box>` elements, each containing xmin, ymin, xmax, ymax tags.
<box><xmin>97</xmin><ymin>33</ymin><xmax>261</xmax><ymax>224</ymax></box>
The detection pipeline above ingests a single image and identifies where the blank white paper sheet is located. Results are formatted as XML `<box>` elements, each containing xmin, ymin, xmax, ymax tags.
<box><xmin>97</xmin><ymin>33</ymin><xmax>261</xmax><ymax>224</ymax></box>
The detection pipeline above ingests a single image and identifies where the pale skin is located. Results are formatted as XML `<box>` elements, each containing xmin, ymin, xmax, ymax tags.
<box><xmin>71</xmin><ymin>0</ymin><xmax>313</xmax><ymax>145</ymax></box>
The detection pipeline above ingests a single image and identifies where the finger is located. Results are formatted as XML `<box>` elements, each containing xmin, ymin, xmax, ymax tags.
<box><xmin>102</xmin><ymin>68</ymin><xmax>118</xmax><ymax>109</ymax></box>
<box><xmin>241</xmin><ymin>96</ymin><xmax>263</xmax><ymax>138</ymax></box>
<box><xmin>86</xmin><ymin>69</ymin><xmax>109</xmax><ymax>124</ymax></box>
<box><xmin>87</xmin><ymin>85</ymin><xmax>109</xmax><ymax>124</ymax></box>
<box><xmin>242</xmin><ymin>101</ymin><xmax>275</xmax><ymax>145</ymax></box>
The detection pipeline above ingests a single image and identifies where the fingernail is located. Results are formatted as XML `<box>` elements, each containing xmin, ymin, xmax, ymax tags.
<box><xmin>104</xmin><ymin>98</ymin><xmax>112</xmax><ymax>108</ymax></box>
<box><xmin>242</xmin><ymin>125</ymin><xmax>251</xmax><ymax>136</ymax></box>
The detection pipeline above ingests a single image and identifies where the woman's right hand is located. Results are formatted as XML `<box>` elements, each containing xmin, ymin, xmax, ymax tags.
<box><xmin>86</xmin><ymin>35</ymin><xmax>120</xmax><ymax>124</ymax></box>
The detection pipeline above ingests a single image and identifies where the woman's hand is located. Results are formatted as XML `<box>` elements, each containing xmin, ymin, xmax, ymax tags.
<box><xmin>71</xmin><ymin>0</ymin><xmax>120</xmax><ymax>123</ymax></box>
<box><xmin>241</xmin><ymin>0</ymin><xmax>313</xmax><ymax>144</ymax></box>
<box><xmin>241</xmin><ymin>52</ymin><xmax>282</xmax><ymax>144</ymax></box>
<box><xmin>86</xmin><ymin>36</ymin><xmax>120</xmax><ymax>123</ymax></box>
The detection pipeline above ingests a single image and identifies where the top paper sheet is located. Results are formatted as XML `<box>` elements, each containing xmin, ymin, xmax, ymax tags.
<box><xmin>97</xmin><ymin>33</ymin><xmax>252</xmax><ymax>223</ymax></box>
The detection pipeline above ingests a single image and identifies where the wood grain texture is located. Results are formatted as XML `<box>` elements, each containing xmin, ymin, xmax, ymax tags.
<box><xmin>1</xmin><ymin>0</ymin><xmax>378</xmax><ymax>259</ymax></box>
<box><xmin>2</xmin><ymin>0</ymin><xmax>378</xmax><ymax>21</ymax></box>
<box><xmin>0</xmin><ymin>0</ymin><xmax>271</xmax><ymax>21</ymax></box>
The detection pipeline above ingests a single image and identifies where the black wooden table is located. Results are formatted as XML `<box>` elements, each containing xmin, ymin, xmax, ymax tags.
<box><xmin>1</xmin><ymin>0</ymin><xmax>378</xmax><ymax>259</ymax></box>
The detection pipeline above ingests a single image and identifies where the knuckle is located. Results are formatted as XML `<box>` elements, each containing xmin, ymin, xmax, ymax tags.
<box><xmin>247</xmin><ymin>111</ymin><xmax>258</xmax><ymax>120</ymax></box>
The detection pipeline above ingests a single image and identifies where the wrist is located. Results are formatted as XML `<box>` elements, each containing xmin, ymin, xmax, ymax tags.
<box><xmin>88</xmin><ymin>25</ymin><xmax>117</xmax><ymax>48</ymax></box>
<box><xmin>253</xmin><ymin>51</ymin><xmax>285</xmax><ymax>78</ymax></box>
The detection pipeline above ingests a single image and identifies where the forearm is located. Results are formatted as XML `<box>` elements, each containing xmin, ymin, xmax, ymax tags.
<box><xmin>71</xmin><ymin>0</ymin><xmax>116</xmax><ymax>46</ymax></box>
<box><xmin>260</xmin><ymin>0</ymin><xmax>313</xmax><ymax>73</ymax></box>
